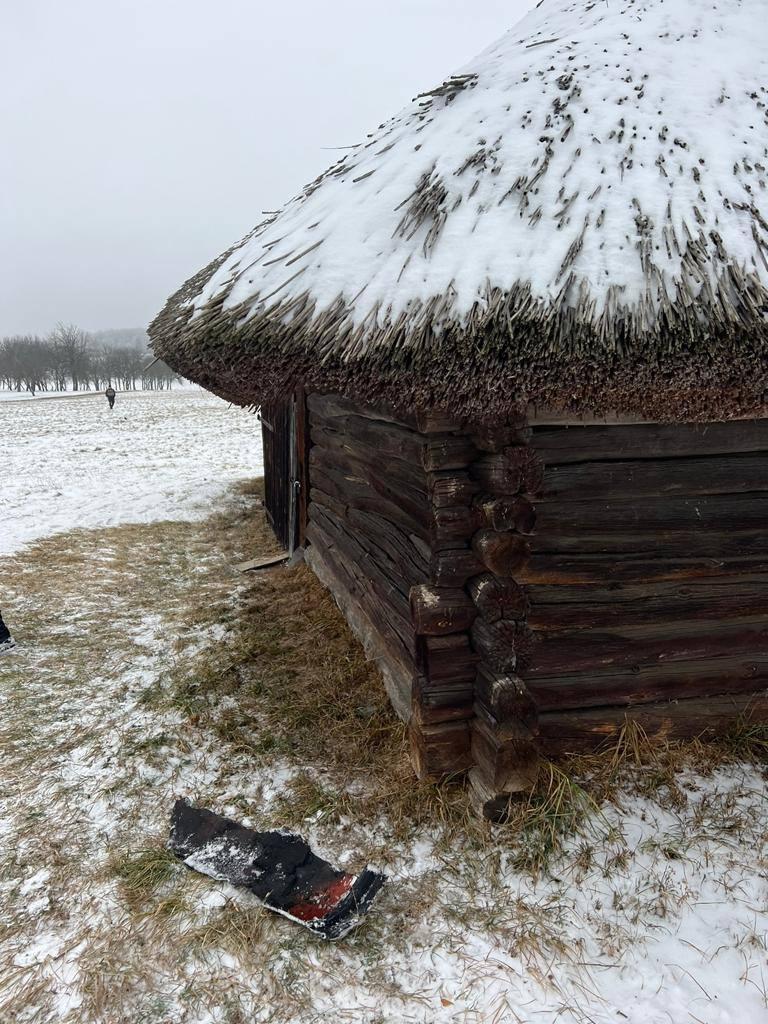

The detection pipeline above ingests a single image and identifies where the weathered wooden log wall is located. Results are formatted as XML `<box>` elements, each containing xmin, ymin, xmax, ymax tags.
<box><xmin>303</xmin><ymin>393</ymin><xmax>487</xmax><ymax>779</ymax></box>
<box><xmin>302</xmin><ymin>394</ymin><xmax>543</xmax><ymax>811</ymax></box>
<box><xmin>523</xmin><ymin>419</ymin><xmax>768</xmax><ymax>757</ymax></box>
<box><xmin>300</xmin><ymin>394</ymin><xmax>768</xmax><ymax>819</ymax></box>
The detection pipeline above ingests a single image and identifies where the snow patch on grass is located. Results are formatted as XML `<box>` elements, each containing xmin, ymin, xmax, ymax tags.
<box><xmin>0</xmin><ymin>388</ymin><xmax>261</xmax><ymax>555</ymax></box>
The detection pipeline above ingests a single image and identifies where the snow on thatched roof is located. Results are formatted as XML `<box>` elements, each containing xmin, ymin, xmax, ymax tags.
<box><xmin>151</xmin><ymin>0</ymin><xmax>768</xmax><ymax>420</ymax></box>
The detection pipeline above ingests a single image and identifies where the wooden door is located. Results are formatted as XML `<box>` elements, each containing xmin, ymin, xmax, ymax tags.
<box><xmin>261</xmin><ymin>392</ymin><xmax>308</xmax><ymax>553</ymax></box>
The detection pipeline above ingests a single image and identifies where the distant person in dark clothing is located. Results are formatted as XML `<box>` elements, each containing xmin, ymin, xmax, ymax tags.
<box><xmin>105</xmin><ymin>386</ymin><xmax>116</xmax><ymax>410</ymax></box>
<box><xmin>0</xmin><ymin>609</ymin><xmax>15</xmax><ymax>653</ymax></box>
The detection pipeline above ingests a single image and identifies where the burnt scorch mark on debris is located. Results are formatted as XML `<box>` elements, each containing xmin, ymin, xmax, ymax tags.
<box><xmin>169</xmin><ymin>800</ymin><xmax>385</xmax><ymax>941</ymax></box>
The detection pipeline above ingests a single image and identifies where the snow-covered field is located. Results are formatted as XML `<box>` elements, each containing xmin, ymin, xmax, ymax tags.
<box><xmin>0</xmin><ymin>388</ymin><xmax>262</xmax><ymax>555</ymax></box>
<box><xmin>1</xmin><ymin>390</ymin><xmax>768</xmax><ymax>1024</ymax></box>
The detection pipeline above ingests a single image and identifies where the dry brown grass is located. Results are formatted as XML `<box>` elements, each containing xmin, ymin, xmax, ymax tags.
<box><xmin>164</xmin><ymin>561</ymin><xmax>400</xmax><ymax>769</ymax></box>
<box><xmin>111</xmin><ymin>846</ymin><xmax>186</xmax><ymax>914</ymax></box>
<box><xmin>101</xmin><ymin>483</ymin><xmax>768</xmax><ymax>860</ymax></box>
<box><xmin>138</xmin><ymin>482</ymin><xmax>485</xmax><ymax>851</ymax></box>
<box><xmin>563</xmin><ymin>714</ymin><xmax>768</xmax><ymax>810</ymax></box>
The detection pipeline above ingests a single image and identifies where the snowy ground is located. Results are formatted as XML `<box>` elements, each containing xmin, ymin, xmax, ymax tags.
<box><xmin>0</xmin><ymin>388</ymin><xmax>262</xmax><ymax>555</ymax></box>
<box><xmin>0</xmin><ymin>389</ymin><xmax>81</xmax><ymax>401</ymax></box>
<box><xmin>1</xmin><ymin>392</ymin><xmax>768</xmax><ymax>1024</ymax></box>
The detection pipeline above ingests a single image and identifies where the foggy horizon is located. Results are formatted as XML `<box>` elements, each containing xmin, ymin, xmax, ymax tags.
<box><xmin>2</xmin><ymin>0</ymin><xmax>537</xmax><ymax>337</ymax></box>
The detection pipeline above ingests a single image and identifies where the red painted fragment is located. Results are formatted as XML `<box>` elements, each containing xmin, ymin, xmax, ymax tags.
<box><xmin>288</xmin><ymin>874</ymin><xmax>355</xmax><ymax>921</ymax></box>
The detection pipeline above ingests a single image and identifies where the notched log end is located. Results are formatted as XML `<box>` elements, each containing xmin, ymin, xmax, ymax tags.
<box><xmin>409</xmin><ymin>583</ymin><xmax>477</xmax><ymax>636</ymax></box>
<box><xmin>472</xmin><ymin>529</ymin><xmax>532</xmax><ymax>578</ymax></box>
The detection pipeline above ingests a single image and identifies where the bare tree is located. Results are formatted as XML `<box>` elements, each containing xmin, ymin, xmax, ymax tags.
<box><xmin>0</xmin><ymin>336</ymin><xmax>51</xmax><ymax>394</ymax></box>
<box><xmin>49</xmin><ymin>322</ymin><xmax>90</xmax><ymax>391</ymax></box>
<box><xmin>1</xmin><ymin>324</ymin><xmax>181</xmax><ymax>395</ymax></box>
<box><xmin>142</xmin><ymin>358</ymin><xmax>177</xmax><ymax>390</ymax></box>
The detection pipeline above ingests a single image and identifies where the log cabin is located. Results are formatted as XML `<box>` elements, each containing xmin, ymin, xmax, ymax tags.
<box><xmin>150</xmin><ymin>0</ymin><xmax>768</xmax><ymax>817</ymax></box>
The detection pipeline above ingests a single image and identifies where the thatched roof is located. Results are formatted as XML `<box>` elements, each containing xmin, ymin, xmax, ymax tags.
<box><xmin>150</xmin><ymin>0</ymin><xmax>768</xmax><ymax>421</ymax></box>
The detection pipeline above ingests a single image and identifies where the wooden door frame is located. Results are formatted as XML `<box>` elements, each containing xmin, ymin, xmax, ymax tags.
<box><xmin>291</xmin><ymin>387</ymin><xmax>310</xmax><ymax>553</ymax></box>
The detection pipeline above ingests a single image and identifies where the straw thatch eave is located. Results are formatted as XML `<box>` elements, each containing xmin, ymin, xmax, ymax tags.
<box><xmin>150</xmin><ymin>0</ymin><xmax>768</xmax><ymax>421</ymax></box>
<box><xmin>151</xmin><ymin>259</ymin><xmax>768</xmax><ymax>422</ymax></box>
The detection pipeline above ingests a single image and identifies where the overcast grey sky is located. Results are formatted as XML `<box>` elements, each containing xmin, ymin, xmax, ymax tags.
<box><xmin>1</xmin><ymin>1</ymin><xmax>537</xmax><ymax>336</ymax></box>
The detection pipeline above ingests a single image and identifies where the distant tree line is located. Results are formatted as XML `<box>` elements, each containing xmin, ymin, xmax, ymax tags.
<box><xmin>0</xmin><ymin>324</ymin><xmax>181</xmax><ymax>395</ymax></box>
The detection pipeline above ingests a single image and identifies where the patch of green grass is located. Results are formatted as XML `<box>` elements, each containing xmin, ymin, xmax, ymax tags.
<box><xmin>123</xmin><ymin>732</ymin><xmax>175</xmax><ymax>757</ymax></box>
<box><xmin>161</xmin><ymin>560</ymin><xmax>411</xmax><ymax>817</ymax></box>
<box><xmin>189</xmin><ymin>903</ymin><xmax>270</xmax><ymax>956</ymax></box>
<box><xmin>136</xmin><ymin>681</ymin><xmax>166</xmax><ymax>708</ymax></box>
<box><xmin>508</xmin><ymin>763</ymin><xmax>607</xmax><ymax>875</ymax></box>
<box><xmin>268</xmin><ymin>771</ymin><xmax>342</xmax><ymax>828</ymax></box>
<box><xmin>247</xmin><ymin>729</ymin><xmax>293</xmax><ymax>758</ymax></box>
<box><xmin>112</xmin><ymin>846</ymin><xmax>182</xmax><ymax>911</ymax></box>
<box><xmin>723</xmin><ymin>718</ymin><xmax>768</xmax><ymax>762</ymax></box>
<box><xmin>152</xmin><ymin>893</ymin><xmax>191</xmax><ymax>919</ymax></box>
